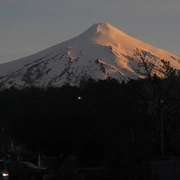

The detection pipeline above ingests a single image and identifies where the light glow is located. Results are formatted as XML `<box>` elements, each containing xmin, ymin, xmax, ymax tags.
<box><xmin>78</xmin><ymin>96</ymin><xmax>82</xmax><ymax>100</ymax></box>
<box><xmin>2</xmin><ymin>173</ymin><xmax>9</xmax><ymax>177</ymax></box>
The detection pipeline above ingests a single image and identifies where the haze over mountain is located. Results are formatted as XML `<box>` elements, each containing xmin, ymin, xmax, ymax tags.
<box><xmin>0</xmin><ymin>22</ymin><xmax>180</xmax><ymax>89</ymax></box>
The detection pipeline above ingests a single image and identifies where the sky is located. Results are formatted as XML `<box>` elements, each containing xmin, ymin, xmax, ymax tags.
<box><xmin>0</xmin><ymin>0</ymin><xmax>179</xmax><ymax>64</ymax></box>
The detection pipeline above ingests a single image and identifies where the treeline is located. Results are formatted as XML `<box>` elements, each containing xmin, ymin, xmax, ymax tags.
<box><xmin>0</xmin><ymin>74</ymin><xmax>180</xmax><ymax>169</ymax></box>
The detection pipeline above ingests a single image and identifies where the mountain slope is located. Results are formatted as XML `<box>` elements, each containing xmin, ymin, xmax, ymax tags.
<box><xmin>0</xmin><ymin>22</ymin><xmax>180</xmax><ymax>89</ymax></box>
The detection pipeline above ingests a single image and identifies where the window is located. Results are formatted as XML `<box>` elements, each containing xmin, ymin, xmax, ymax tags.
<box><xmin>7</xmin><ymin>163</ymin><xmax>16</xmax><ymax>169</ymax></box>
<box><xmin>17</xmin><ymin>164</ymin><xmax>25</xmax><ymax>169</ymax></box>
<box><xmin>24</xmin><ymin>162</ymin><xmax>38</xmax><ymax>168</ymax></box>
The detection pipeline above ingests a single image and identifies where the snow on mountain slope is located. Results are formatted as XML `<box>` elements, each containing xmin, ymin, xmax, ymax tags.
<box><xmin>0</xmin><ymin>22</ymin><xmax>180</xmax><ymax>89</ymax></box>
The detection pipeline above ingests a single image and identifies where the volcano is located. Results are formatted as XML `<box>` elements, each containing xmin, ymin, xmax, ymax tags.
<box><xmin>0</xmin><ymin>22</ymin><xmax>180</xmax><ymax>89</ymax></box>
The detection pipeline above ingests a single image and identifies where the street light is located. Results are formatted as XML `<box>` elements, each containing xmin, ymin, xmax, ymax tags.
<box><xmin>160</xmin><ymin>99</ymin><xmax>164</xmax><ymax>158</ymax></box>
<box><xmin>77</xmin><ymin>96</ymin><xmax>82</xmax><ymax>100</ymax></box>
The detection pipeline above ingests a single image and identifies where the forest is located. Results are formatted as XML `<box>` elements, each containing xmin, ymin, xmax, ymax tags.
<box><xmin>0</xmin><ymin>50</ymin><xmax>180</xmax><ymax>179</ymax></box>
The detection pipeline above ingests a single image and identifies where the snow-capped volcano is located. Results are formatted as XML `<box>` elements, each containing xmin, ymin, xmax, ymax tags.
<box><xmin>0</xmin><ymin>22</ymin><xmax>180</xmax><ymax>89</ymax></box>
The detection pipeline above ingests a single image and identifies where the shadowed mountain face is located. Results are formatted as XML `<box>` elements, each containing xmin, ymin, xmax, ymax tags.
<box><xmin>0</xmin><ymin>22</ymin><xmax>180</xmax><ymax>89</ymax></box>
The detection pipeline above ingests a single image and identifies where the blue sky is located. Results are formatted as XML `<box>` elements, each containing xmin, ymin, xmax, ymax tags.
<box><xmin>0</xmin><ymin>0</ymin><xmax>179</xmax><ymax>64</ymax></box>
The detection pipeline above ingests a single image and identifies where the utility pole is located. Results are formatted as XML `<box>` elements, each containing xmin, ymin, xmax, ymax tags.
<box><xmin>1</xmin><ymin>128</ymin><xmax>4</xmax><ymax>159</ymax></box>
<box><xmin>38</xmin><ymin>154</ymin><xmax>41</xmax><ymax>167</ymax></box>
<box><xmin>160</xmin><ymin>99</ymin><xmax>164</xmax><ymax>159</ymax></box>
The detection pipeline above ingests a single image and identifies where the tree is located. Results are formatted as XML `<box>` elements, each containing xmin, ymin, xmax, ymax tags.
<box><xmin>158</xmin><ymin>59</ymin><xmax>177</xmax><ymax>78</ymax></box>
<box><xmin>133</xmin><ymin>48</ymin><xmax>157</xmax><ymax>81</ymax></box>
